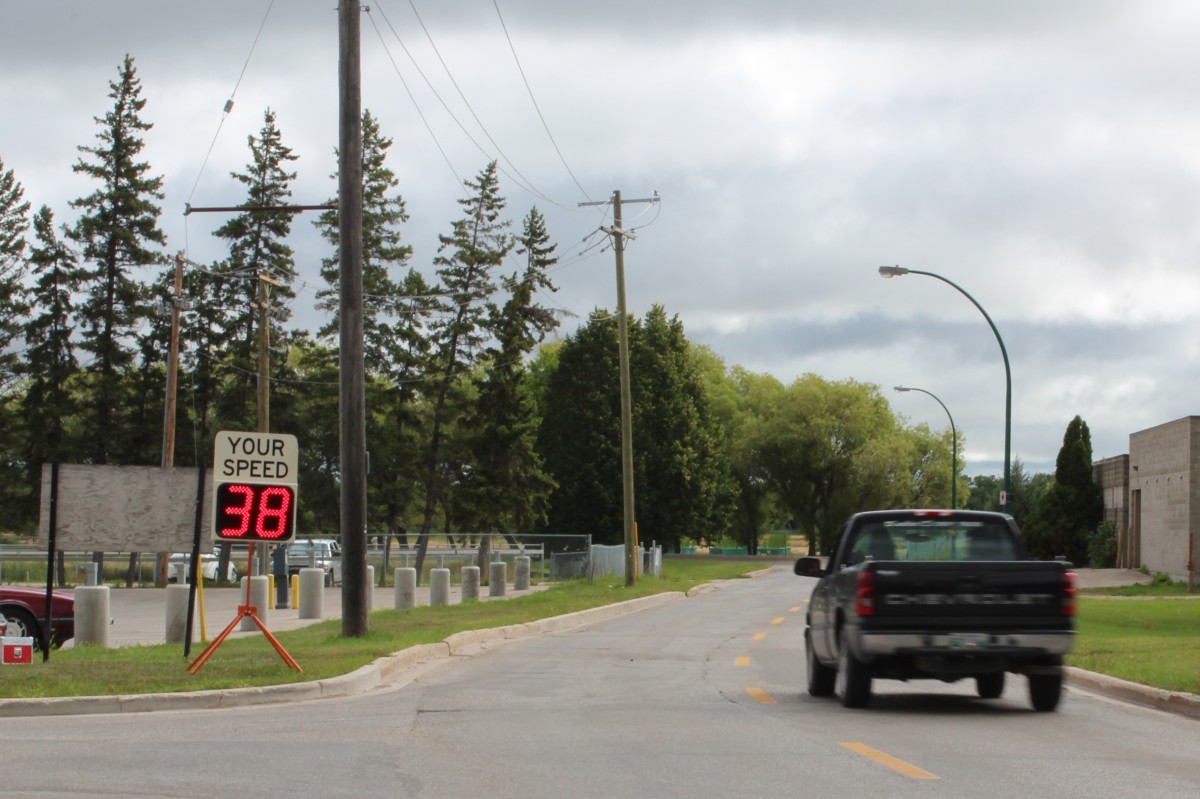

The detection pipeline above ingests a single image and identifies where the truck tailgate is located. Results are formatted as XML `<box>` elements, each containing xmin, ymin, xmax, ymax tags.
<box><xmin>864</xmin><ymin>560</ymin><xmax>1074</xmax><ymax>633</ymax></box>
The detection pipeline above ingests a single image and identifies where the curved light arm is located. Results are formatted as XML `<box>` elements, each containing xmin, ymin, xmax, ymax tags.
<box><xmin>881</xmin><ymin>266</ymin><xmax>1010</xmax><ymax>512</ymax></box>
<box><xmin>894</xmin><ymin>385</ymin><xmax>958</xmax><ymax>509</ymax></box>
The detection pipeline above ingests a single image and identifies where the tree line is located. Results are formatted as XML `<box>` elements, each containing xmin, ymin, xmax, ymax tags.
<box><xmin>0</xmin><ymin>56</ymin><xmax>1106</xmax><ymax>577</ymax></box>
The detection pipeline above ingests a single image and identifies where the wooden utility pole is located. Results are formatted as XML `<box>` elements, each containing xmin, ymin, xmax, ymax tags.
<box><xmin>254</xmin><ymin>271</ymin><xmax>280</xmax><ymax>575</ymax></box>
<box><xmin>155</xmin><ymin>250</ymin><xmax>187</xmax><ymax>586</ymax></box>
<box><xmin>579</xmin><ymin>190</ymin><xmax>660</xmax><ymax>586</ymax></box>
<box><xmin>338</xmin><ymin>0</ymin><xmax>368</xmax><ymax>636</ymax></box>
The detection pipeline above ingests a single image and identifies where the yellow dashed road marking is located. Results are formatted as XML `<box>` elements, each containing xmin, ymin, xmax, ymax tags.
<box><xmin>752</xmin><ymin>632</ymin><xmax>767</xmax><ymax>641</ymax></box>
<box><xmin>839</xmin><ymin>742</ymin><xmax>940</xmax><ymax>780</ymax></box>
<box><xmin>790</xmin><ymin>606</ymin><xmax>801</xmax><ymax>613</ymax></box>
<box><xmin>771</xmin><ymin>617</ymin><xmax>785</xmax><ymax>625</ymax></box>
<box><xmin>735</xmin><ymin>656</ymin><xmax>750</xmax><ymax>667</ymax></box>
<box><xmin>746</xmin><ymin>687</ymin><xmax>776</xmax><ymax>704</ymax></box>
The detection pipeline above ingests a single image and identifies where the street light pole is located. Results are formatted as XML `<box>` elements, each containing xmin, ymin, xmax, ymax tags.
<box><xmin>894</xmin><ymin>385</ymin><xmax>957</xmax><ymax>509</ymax></box>
<box><xmin>879</xmin><ymin>265</ymin><xmax>1011</xmax><ymax>513</ymax></box>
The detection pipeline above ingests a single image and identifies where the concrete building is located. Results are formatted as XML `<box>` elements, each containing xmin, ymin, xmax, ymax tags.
<box><xmin>1099</xmin><ymin>417</ymin><xmax>1200</xmax><ymax>582</ymax></box>
<box><xmin>1093</xmin><ymin>454</ymin><xmax>1131</xmax><ymax>566</ymax></box>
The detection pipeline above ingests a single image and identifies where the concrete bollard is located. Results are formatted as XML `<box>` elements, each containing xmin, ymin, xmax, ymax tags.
<box><xmin>489</xmin><ymin>561</ymin><xmax>507</xmax><ymax>597</ymax></box>
<box><xmin>430</xmin><ymin>568</ymin><xmax>451</xmax><ymax>606</ymax></box>
<box><xmin>240</xmin><ymin>576</ymin><xmax>270</xmax><ymax>631</ymax></box>
<box><xmin>74</xmin><ymin>585</ymin><xmax>110</xmax><ymax>647</ymax></box>
<box><xmin>395</xmin><ymin>567</ymin><xmax>417</xmax><ymax>609</ymax></box>
<box><xmin>366</xmin><ymin>565</ymin><xmax>375</xmax><ymax>611</ymax></box>
<box><xmin>461</xmin><ymin>566</ymin><xmax>481</xmax><ymax>601</ymax></box>
<box><xmin>164</xmin><ymin>584</ymin><xmax>192</xmax><ymax>644</ymax></box>
<box><xmin>514</xmin><ymin>555</ymin><xmax>531</xmax><ymax>591</ymax></box>
<box><xmin>298</xmin><ymin>568</ymin><xmax>325</xmax><ymax>619</ymax></box>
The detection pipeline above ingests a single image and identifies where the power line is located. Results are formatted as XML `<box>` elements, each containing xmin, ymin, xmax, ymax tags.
<box><xmin>402</xmin><ymin>0</ymin><xmax>561</xmax><ymax>207</ymax></box>
<box><xmin>364</xmin><ymin>6</ymin><xmax>462</xmax><ymax>185</ymax></box>
<box><xmin>185</xmin><ymin>0</ymin><xmax>277</xmax><ymax>207</ymax></box>
<box><xmin>370</xmin><ymin>0</ymin><xmax>573</xmax><ymax>210</ymax></box>
<box><xmin>492</xmin><ymin>0</ymin><xmax>593</xmax><ymax>204</ymax></box>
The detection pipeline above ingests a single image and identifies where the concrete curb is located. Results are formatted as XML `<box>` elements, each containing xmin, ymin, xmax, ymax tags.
<box><xmin>1065</xmin><ymin>667</ymin><xmax>1200</xmax><ymax>721</ymax></box>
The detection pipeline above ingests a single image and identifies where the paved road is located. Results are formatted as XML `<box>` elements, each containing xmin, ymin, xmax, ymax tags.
<box><xmin>1</xmin><ymin>567</ymin><xmax>1196</xmax><ymax>799</ymax></box>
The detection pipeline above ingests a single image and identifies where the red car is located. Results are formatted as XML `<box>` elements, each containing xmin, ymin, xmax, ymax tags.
<box><xmin>0</xmin><ymin>586</ymin><xmax>75</xmax><ymax>649</ymax></box>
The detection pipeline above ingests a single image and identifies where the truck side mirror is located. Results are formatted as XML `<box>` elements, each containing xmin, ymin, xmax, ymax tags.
<box><xmin>793</xmin><ymin>556</ymin><xmax>827</xmax><ymax>578</ymax></box>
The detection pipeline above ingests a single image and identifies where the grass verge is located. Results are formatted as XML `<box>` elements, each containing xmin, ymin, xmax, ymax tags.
<box><xmin>1</xmin><ymin>559</ymin><xmax>759</xmax><ymax>699</ymax></box>
<box><xmin>1068</xmin><ymin>597</ymin><xmax>1200</xmax><ymax>693</ymax></box>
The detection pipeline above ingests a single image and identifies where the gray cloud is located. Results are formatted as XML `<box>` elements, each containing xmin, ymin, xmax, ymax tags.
<box><xmin>4</xmin><ymin>0</ymin><xmax>1198</xmax><ymax>483</ymax></box>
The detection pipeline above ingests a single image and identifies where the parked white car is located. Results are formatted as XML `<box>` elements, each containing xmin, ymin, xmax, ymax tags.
<box><xmin>167</xmin><ymin>551</ymin><xmax>238</xmax><ymax>584</ymax></box>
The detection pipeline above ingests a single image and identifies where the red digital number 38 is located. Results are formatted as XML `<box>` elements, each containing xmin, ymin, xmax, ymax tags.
<box><xmin>216</xmin><ymin>483</ymin><xmax>295</xmax><ymax>541</ymax></box>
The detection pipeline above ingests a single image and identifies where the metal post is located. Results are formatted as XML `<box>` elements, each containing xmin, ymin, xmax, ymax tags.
<box><xmin>880</xmin><ymin>266</ymin><xmax>1011</xmax><ymax>513</ymax></box>
<box><xmin>894</xmin><ymin>385</ymin><xmax>958</xmax><ymax>508</ymax></box>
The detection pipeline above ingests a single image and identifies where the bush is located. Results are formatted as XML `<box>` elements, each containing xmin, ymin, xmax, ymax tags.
<box><xmin>1087</xmin><ymin>521</ymin><xmax>1117</xmax><ymax>568</ymax></box>
<box><xmin>1149</xmin><ymin>571</ymin><xmax>1177</xmax><ymax>587</ymax></box>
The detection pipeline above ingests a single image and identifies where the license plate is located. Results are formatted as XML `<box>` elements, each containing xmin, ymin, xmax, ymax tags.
<box><xmin>948</xmin><ymin>633</ymin><xmax>991</xmax><ymax>649</ymax></box>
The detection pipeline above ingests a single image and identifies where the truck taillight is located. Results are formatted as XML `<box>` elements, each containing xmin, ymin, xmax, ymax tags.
<box><xmin>1061</xmin><ymin>571</ymin><xmax>1077</xmax><ymax>616</ymax></box>
<box><xmin>855</xmin><ymin>571</ymin><xmax>875</xmax><ymax>616</ymax></box>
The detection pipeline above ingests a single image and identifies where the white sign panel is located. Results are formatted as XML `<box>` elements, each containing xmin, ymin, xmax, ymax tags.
<box><xmin>212</xmin><ymin>431</ymin><xmax>298</xmax><ymax>484</ymax></box>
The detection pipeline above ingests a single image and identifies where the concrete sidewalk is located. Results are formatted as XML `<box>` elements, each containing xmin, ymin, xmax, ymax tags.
<box><xmin>66</xmin><ymin>581</ymin><xmax>544</xmax><ymax>648</ymax></box>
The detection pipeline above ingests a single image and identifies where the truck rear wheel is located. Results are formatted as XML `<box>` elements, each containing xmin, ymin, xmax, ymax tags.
<box><xmin>806</xmin><ymin>629</ymin><xmax>836</xmax><ymax>697</ymax></box>
<box><xmin>1028</xmin><ymin>671</ymin><xmax>1063</xmax><ymax>711</ymax></box>
<box><xmin>835</xmin><ymin>633</ymin><xmax>872</xmax><ymax>708</ymax></box>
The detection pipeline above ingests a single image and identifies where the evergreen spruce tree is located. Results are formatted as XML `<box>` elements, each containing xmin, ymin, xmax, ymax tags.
<box><xmin>1024</xmin><ymin>416</ymin><xmax>1103</xmax><ymax>563</ymax></box>
<box><xmin>21</xmin><ymin>206</ymin><xmax>83</xmax><ymax>476</ymax></box>
<box><xmin>315</xmin><ymin>110</ymin><xmax>413</xmax><ymax>363</ymax></box>
<box><xmin>460</xmin><ymin>207</ymin><xmax>560</xmax><ymax>535</ymax></box>
<box><xmin>0</xmin><ymin>157</ymin><xmax>30</xmax><ymax>393</ymax></box>
<box><xmin>631</xmin><ymin>305</ymin><xmax>735</xmax><ymax>553</ymax></box>
<box><xmin>68</xmin><ymin>54</ymin><xmax>165</xmax><ymax>462</ymax></box>
<box><xmin>313</xmin><ymin>109</ymin><xmax>432</xmax><ymax>547</ymax></box>
<box><xmin>0</xmin><ymin>160</ymin><xmax>31</xmax><ymax>526</ymax></box>
<box><xmin>415</xmin><ymin>161</ymin><xmax>512</xmax><ymax>573</ymax></box>
<box><xmin>538</xmin><ymin>310</ymin><xmax>624</xmax><ymax>543</ymax></box>
<box><xmin>179</xmin><ymin>260</ymin><xmax>239</xmax><ymax>454</ymax></box>
<box><xmin>210</xmin><ymin>108</ymin><xmax>299</xmax><ymax>429</ymax></box>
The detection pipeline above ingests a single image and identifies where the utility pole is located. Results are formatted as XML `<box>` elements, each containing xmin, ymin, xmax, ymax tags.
<box><xmin>255</xmin><ymin>271</ymin><xmax>280</xmax><ymax>575</ymax></box>
<box><xmin>155</xmin><ymin>250</ymin><xmax>186</xmax><ymax>587</ymax></box>
<box><xmin>579</xmin><ymin>190</ymin><xmax>660</xmax><ymax>586</ymax></box>
<box><xmin>338</xmin><ymin>0</ymin><xmax>368</xmax><ymax>637</ymax></box>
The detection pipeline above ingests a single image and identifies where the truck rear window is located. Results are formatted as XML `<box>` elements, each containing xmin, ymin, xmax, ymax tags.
<box><xmin>846</xmin><ymin>521</ymin><xmax>1016</xmax><ymax>564</ymax></box>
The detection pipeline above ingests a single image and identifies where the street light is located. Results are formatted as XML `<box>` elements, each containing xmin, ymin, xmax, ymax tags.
<box><xmin>879</xmin><ymin>265</ymin><xmax>1011</xmax><ymax>513</ymax></box>
<box><xmin>894</xmin><ymin>385</ymin><xmax>958</xmax><ymax>509</ymax></box>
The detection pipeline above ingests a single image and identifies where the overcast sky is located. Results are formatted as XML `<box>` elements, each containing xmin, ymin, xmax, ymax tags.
<box><xmin>5</xmin><ymin>0</ymin><xmax>1200</xmax><ymax>479</ymax></box>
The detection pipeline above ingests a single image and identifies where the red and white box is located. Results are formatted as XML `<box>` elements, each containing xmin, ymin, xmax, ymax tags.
<box><xmin>1</xmin><ymin>636</ymin><xmax>34</xmax><ymax>665</ymax></box>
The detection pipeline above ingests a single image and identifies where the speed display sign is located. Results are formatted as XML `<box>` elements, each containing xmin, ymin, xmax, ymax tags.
<box><xmin>211</xmin><ymin>431</ymin><xmax>298</xmax><ymax>542</ymax></box>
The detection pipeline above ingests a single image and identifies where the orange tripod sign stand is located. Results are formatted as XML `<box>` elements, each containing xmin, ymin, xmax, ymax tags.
<box><xmin>188</xmin><ymin>431</ymin><xmax>302</xmax><ymax>674</ymax></box>
<box><xmin>187</xmin><ymin>548</ymin><xmax>300</xmax><ymax>673</ymax></box>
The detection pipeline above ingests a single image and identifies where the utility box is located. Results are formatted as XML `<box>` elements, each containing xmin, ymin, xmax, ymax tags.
<box><xmin>2</xmin><ymin>637</ymin><xmax>35</xmax><ymax>665</ymax></box>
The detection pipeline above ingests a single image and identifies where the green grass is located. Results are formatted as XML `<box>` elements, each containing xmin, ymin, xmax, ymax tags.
<box><xmin>0</xmin><ymin>559</ymin><xmax>759</xmax><ymax>699</ymax></box>
<box><xmin>1068</xmin><ymin>597</ymin><xmax>1200</xmax><ymax>693</ymax></box>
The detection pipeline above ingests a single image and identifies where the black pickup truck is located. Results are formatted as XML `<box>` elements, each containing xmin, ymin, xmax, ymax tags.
<box><xmin>795</xmin><ymin>509</ymin><xmax>1076</xmax><ymax>711</ymax></box>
